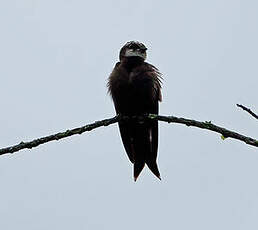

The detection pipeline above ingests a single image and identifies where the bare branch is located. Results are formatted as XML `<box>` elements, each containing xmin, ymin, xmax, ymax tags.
<box><xmin>237</xmin><ymin>104</ymin><xmax>258</xmax><ymax>120</ymax></box>
<box><xmin>0</xmin><ymin>116</ymin><xmax>119</xmax><ymax>156</ymax></box>
<box><xmin>148</xmin><ymin>114</ymin><xmax>257</xmax><ymax>147</ymax></box>
<box><xmin>0</xmin><ymin>114</ymin><xmax>257</xmax><ymax>156</ymax></box>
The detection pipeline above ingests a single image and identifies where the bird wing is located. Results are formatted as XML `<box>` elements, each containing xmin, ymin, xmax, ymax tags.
<box><xmin>129</xmin><ymin>67</ymin><xmax>162</xmax><ymax>180</ymax></box>
<box><xmin>115</xmin><ymin>108</ymin><xmax>136</xmax><ymax>164</ymax></box>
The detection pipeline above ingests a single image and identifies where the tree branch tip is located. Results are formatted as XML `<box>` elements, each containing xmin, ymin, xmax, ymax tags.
<box><xmin>236</xmin><ymin>104</ymin><xmax>258</xmax><ymax>120</ymax></box>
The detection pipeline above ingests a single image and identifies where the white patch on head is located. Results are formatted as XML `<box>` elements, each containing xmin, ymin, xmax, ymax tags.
<box><xmin>125</xmin><ymin>49</ymin><xmax>146</xmax><ymax>60</ymax></box>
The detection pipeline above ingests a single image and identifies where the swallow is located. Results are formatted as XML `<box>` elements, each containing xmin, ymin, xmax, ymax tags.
<box><xmin>107</xmin><ymin>41</ymin><xmax>162</xmax><ymax>181</ymax></box>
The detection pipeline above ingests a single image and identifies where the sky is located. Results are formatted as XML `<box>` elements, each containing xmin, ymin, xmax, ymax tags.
<box><xmin>0</xmin><ymin>0</ymin><xmax>257</xmax><ymax>229</ymax></box>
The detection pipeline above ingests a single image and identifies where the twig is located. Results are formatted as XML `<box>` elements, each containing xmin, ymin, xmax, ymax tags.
<box><xmin>237</xmin><ymin>104</ymin><xmax>258</xmax><ymax>120</ymax></box>
<box><xmin>0</xmin><ymin>114</ymin><xmax>257</xmax><ymax>156</ymax></box>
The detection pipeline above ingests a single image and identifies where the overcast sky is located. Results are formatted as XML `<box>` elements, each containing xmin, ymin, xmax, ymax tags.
<box><xmin>0</xmin><ymin>0</ymin><xmax>257</xmax><ymax>229</ymax></box>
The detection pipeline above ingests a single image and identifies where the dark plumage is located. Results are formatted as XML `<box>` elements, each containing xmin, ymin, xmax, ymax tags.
<box><xmin>107</xmin><ymin>41</ymin><xmax>162</xmax><ymax>181</ymax></box>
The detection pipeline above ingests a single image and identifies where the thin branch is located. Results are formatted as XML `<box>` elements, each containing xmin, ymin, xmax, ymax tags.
<box><xmin>237</xmin><ymin>104</ymin><xmax>258</xmax><ymax>120</ymax></box>
<box><xmin>0</xmin><ymin>114</ymin><xmax>257</xmax><ymax>156</ymax></box>
<box><xmin>149</xmin><ymin>114</ymin><xmax>257</xmax><ymax>147</ymax></box>
<box><xmin>0</xmin><ymin>116</ymin><xmax>119</xmax><ymax>156</ymax></box>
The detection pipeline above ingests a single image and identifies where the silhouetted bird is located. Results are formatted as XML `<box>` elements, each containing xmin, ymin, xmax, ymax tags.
<box><xmin>107</xmin><ymin>41</ymin><xmax>162</xmax><ymax>181</ymax></box>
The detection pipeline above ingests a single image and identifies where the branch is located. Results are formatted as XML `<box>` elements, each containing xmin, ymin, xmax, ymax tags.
<box><xmin>0</xmin><ymin>114</ymin><xmax>257</xmax><ymax>156</ymax></box>
<box><xmin>0</xmin><ymin>116</ymin><xmax>119</xmax><ymax>156</ymax></box>
<box><xmin>237</xmin><ymin>104</ymin><xmax>258</xmax><ymax>120</ymax></box>
<box><xmin>149</xmin><ymin>114</ymin><xmax>257</xmax><ymax>147</ymax></box>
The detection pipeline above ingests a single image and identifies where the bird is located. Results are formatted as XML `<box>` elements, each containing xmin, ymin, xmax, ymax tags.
<box><xmin>107</xmin><ymin>41</ymin><xmax>162</xmax><ymax>181</ymax></box>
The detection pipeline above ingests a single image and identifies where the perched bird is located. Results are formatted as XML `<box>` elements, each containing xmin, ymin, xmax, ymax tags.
<box><xmin>107</xmin><ymin>41</ymin><xmax>162</xmax><ymax>181</ymax></box>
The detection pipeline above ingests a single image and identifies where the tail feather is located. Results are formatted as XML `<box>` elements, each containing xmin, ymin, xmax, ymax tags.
<box><xmin>134</xmin><ymin>161</ymin><xmax>145</xmax><ymax>181</ymax></box>
<box><xmin>132</xmin><ymin>124</ymin><xmax>147</xmax><ymax>181</ymax></box>
<box><xmin>132</xmin><ymin>122</ymin><xmax>161</xmax><ymax>181</ymax></box>
<box><xmin>146</xmin><ymin>160</ymin><xmax>161</xmax><ymax>180</ymax></box>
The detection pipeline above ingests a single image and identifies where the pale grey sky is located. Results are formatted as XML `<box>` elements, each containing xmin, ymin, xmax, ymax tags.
<box><xmin>0</xmin><ymin>0</ymin><xmax>257</xmax><ymax>229</ymax></box>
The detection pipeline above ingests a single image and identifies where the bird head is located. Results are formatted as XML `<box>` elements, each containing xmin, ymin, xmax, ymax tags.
<box><xmin>119</xmin><ymin>41</ymin><xmax>147</xmax><ymax>61</ymax></box>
